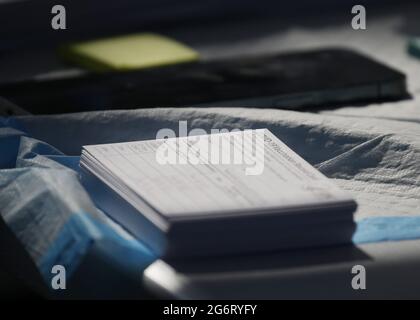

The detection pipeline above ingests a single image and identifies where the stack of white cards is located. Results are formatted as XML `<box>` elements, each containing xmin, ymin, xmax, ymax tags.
<box><xmin>80</xmin><ymin>129</ymin><xmax>356</xmax><ymax>258</ymax></box>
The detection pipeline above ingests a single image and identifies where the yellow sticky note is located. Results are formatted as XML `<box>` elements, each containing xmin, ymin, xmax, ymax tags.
<box><xmin>59</xmin><ymin>33</ymin><xmax>199</xmax><ymax>72</ymax></box>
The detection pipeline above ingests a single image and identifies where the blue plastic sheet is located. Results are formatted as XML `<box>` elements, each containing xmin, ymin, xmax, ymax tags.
<box><xmin>0</xmin><ymin>118</ymin><xmax>156</xmax><ymax>297</ymax></box>
<box><xmin>354</xmin><ymin>216</ymin><xmax>420</xmax><ymax>244</ymax></box>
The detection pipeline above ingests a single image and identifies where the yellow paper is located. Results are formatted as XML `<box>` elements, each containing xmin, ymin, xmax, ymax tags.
<box><xmin>60</xmin><ymin>33</ymin><xmax>199</xmax><ymax>72</ymax></box>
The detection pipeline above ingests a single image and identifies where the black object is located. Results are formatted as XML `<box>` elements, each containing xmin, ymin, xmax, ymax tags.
<box><xmin>0</xmin><ymin>48</ymin><xmax>407</xmax><ymax>114</ymax></box>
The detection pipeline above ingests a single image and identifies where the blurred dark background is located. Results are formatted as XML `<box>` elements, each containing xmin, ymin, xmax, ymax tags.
<box><xmin>1</xmin><ymin>0</ymin><xmax>418</xmax><ymax>88</ymax></box>
<box><xmin>0</xmin><ymin>0</ymin><xmax>416</xmax><ymax>52</ymax></box>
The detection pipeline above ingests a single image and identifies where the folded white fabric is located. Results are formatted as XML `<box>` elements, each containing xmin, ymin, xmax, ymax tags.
<box><xmin>16</xmin><ymin>105</ymin><xmax>420</xmax><ymax>221</ymax></box>
<box><xmin>2</xmin><ymin>101</ymin><xmax>420</xmax><ymax>298</ymax></box>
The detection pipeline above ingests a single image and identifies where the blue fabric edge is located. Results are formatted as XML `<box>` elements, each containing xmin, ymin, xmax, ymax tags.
<box><xmin>38</xmin><ymin>213</ymin><xmax>156</xmax><ymax>285</ymax></box>
<box><xmin>353</xmin><ymin>216</ymin><xmax>420</xmax><ymax>244</ymax></box>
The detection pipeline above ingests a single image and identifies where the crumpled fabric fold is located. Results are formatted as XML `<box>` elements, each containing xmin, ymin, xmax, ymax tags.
<box><xmin>0</xmin><ymin>118</ymin><xmax>155</xmax><ymax>296</ymax></box>
<box><xmin>2</xmin><ymin>104</ymin><xmax>420</xmax><ymax>296</ymax></box>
